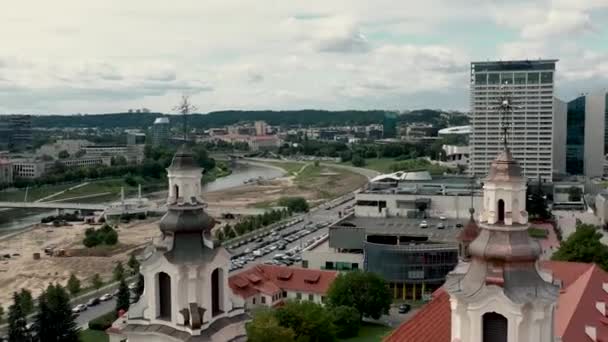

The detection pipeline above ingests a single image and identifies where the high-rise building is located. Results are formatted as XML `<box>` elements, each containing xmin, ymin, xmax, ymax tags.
<box><xmin>563</xmin><ymin>92</ymin><xmax>607</xmax><ymax>178</ymax></box>
<box><xmin>0</xmin><ymin>115</ymin><xmax>32</xmax><ymax>151</ymax></box>
<box><xmin>151</xmin><ymin>117</ymin><xmax>170</xmax><ymax>146</ymax></box>
<box><xmin>383</xmin><ymin>112</ymin><xmax>397</xmax><ymax>138</ymax></box>
<box><xmin>254</xmin><ymin>120</ymin><xmax>267</xmax><ymax>136</ymax></box>
<box><xmin>126</xmin><ymin>130</ymin><xmax>146</xmax><ymax>145</ymax></box>
<box><xmin>469</xmin><ymin>60</ymin><xmax>557</xmax><ymax>182</ymax></box>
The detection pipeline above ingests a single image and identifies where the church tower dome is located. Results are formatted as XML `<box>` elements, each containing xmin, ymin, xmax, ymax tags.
<box><xmin>445</xmin><ymin>85</ymin><xmax>558</xmax><ymax>342</ymax></box>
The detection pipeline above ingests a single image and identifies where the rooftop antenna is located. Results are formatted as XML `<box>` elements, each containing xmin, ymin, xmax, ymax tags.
<box><xmin>490</xmin><ymin>81</ymin><xmax>519</xmax><ymax>150</ymax></box>
<box><xmin>173</xmin><ymin>95</ymin><xmax>197</xmax><ymax>144</ymax></box>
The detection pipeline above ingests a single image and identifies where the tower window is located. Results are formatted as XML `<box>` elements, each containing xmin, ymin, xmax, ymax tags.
<box><xmin>174</xmin><ymin>185</ymin><xmax>180</xmax><ymax>200</ymax></box>
<box><xmin>483</xmin><ymin>312</ymin><xmax>508</xmax><ymax>342</ymax></box>
<box><xmin>158</xmin><ymin>272</ymin><xmax>171</xmax><ymax>320</ymax></box>
<box><xmin>497</xmin><ymin>199</ymin><xmax>505</xmax><ymax>223</ymax></box>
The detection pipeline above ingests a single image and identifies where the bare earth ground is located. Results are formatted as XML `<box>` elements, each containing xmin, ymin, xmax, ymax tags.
<box><xmin>0</xmin><ymin>220</ymin><xmax>159</xmax><ymax>308</ymax></box>
<box><xmin>0</xmin><ymin>165</ymin><xmax>366</xmax><ymax>309</ymax></box>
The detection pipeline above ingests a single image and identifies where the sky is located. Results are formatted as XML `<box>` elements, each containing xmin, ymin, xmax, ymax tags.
<box><xmin>0</xmin><ymin>0</ymin><xmax>607</xmax><ymax>114</ymax></box>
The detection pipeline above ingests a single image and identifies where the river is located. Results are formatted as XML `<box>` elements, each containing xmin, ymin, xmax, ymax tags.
<box><xmin>0</xmin><ymin>162</ymin><xmax>284</xmax><ymax>234</ymax></box>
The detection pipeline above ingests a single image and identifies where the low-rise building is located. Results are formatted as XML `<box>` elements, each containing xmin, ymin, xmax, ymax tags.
<box><xmin>229</xmin><ymin>265</ymin><xmax>337</xmax><ymax>309</ymax></box>
<box><xmin>11</xmin><ymin>159</ymin><xmax>47</xmax><ymax>179</ymax></box>
<box><xmin>302</xmin><ymin>239</ymin><xmax>363</xmax><ymax>271</ymax></box>
<box><xmin>0</xmin><ymin>157</ymin><xmax>13</xmax><ymax>184</ymax></box>
<box><xmin>36</xmin><ymin>139</ymin><xmax>91</xmax><ymax>159</ymax></box>
<box><xmin>83</xmin><ymin>145</ymin><xmax>144</xmax><ymax>164</ymax></box>
<box><xmin>442</xmin><ymin>145</ymin><xmax>469</xmax><ymax>166</ymax></box>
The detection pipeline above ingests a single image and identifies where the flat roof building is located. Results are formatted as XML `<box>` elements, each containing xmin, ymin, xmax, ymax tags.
<box><xmin>469</xmin><ymin>60</ymin><xmax>557</xmax><ymax>182</ymax></box>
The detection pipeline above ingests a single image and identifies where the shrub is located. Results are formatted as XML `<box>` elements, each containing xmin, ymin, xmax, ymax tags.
<box><xmin>278</xmin><ymin>197</ymin><xmax>309</xmax><ymax>213</ymax></box>
<box><xmin>88</xmin><ymin>311</ymin><xmax>117</xmax><ymax>331</ymax></box>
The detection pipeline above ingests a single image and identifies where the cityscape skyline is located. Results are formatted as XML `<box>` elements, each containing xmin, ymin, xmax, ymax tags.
<box><xmin>1</xmin><ymin>0</ymin><xmax>608</xmax><ymax>114</ymax></box>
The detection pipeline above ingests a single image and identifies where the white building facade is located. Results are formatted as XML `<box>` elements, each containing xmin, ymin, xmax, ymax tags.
<box><xmin>469</xmin><ymin>60</ymin><xmax>557</xmax><ymax>182</ymax></box>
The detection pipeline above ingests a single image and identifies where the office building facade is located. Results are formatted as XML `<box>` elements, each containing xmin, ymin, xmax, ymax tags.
<box><xmin>0</xmin><ymin>115</ymin><xmax>33</xmax><ymax>151</ymax></box>
<box><xmin>151</xmin><ymin>117</ymin><xmax>170</xmax><ymax>146</ymax></box>
<box><xmin>564</xmin><ymin>92</ymin><xmax>607</xmax><ymax>178</ymax></box>
<box><xmin>469</xmin><ymin>60</ymin><xmax>556</xmax><ymax>182</ymax></box>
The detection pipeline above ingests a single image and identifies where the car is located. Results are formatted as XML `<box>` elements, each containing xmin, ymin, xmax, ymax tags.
<box><xmin>253</xmin><ymin>250</ymin><xmax>262</xmax><ymax>257</ymax></box>
<box><xmin>437</xmin><ymin>223</ymin><xmax>445</xmax><ymax>229</ymax></box>
<box><xmin>72</xmin><ymin>304</ymin><xmax>87</xmax><ymax>313</ymax></box>
<box><xmin>244</xmin><ymin>248</ymin><xmax>251</xmax><ymax>253</ymax></box>
<box><xmin>456</xmin><ymin>223</ymin><xmax>463</xmax><ymax>228</ymax></box>
<box><xmin>419</xmin><ymin>221</ymin><xmax>428</xmax><ymax>228</ymax></box>
<box><xmin>100</xmin><ymin>293</ymin><xmax>113</xmax><ymax>301</ymax></box>
<box><xmin>273</xmin><ymin>253</ymin><xmax>285</xmax><ymax>260</ymax></box>
<box><xmin>278</xmin><ymin>244</ymin><xmax>286</xmax><ymax>250</ymax></box>
<box><xmin>439</xmin><ymin>216</ymin><xmax>447</xmax><ymax>220</ymax></box>
<box><xmin>87</xmin><ymin>297</ymin><xmax>100</xmax><ymax>307</ymax></box>
<box><xmin>398</xmin><ymin>304</ymin><xmax>411</xmax><ymax>314</ymax></box>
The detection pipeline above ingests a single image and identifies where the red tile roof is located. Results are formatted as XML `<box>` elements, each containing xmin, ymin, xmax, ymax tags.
<box><xmin>229</xmin><ymin>265</ymin><xmax>337</xmax><ymax>299</ymax></box>
<box><xmin>384</xmin><ymin>261</ymin><xmax>608</xmax><ymax>342</ymax></box>
<box><xmin>384</xmin><ymin>288</ymin><xmax>451</xmax><ymax>342</ymax></box>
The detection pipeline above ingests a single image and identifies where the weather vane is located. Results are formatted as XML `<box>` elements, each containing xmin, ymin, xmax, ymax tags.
<box><xmin>173</xmin><ymin>95</ymin><xmax>197</xmax><ymax>143</ymax></box>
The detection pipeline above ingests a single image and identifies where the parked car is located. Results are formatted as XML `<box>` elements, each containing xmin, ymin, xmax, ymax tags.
<box><xmin>100</xmin><ymin>293</ymin><xmax>113</xmax><ymax>301</ymax></box>
<box><xmin>419</xmin><ymin>221</ymin><xmax>428</xmax><ymax>228</ymax></box>
<box><xmin>456</xmin><ymin>223</ymin><xmax>463</xmax><ymax>228</ymax></box>
<box><xmin>398</xmin><ymin>304</ymin><xmax>411</xmax><ymax>314</ymax></box>
<box><xmin>439</xmin><ymin>216</ymin><xmax>447</xmax><ymax>220</ymax></box>
<box><xmin>72</xmin><ymin>304</ymin><xmax>87</xmax><ymax>313</ymax></box>
<box><xmin>87</xmin><ymin>297</ymin><xmax>100</xmax><ymax>307</ymax></box>
<box><xmin>437</xmin><ymin>223</ymin><xmax>445</xmax><ymax>229</ymax></box>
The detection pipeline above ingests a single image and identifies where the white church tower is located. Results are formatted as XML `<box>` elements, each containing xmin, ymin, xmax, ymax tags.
<box><xmin>445</xmin><ymin>91</ymin><xmax>558</xmax><ymax>342</ymax></box>
<box><xmin>108</xmin><ymin>146</ymin><xmax>248</xmax><ymax>342</ymax></box>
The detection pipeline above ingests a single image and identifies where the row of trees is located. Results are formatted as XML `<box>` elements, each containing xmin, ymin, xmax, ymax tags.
<box><xmin>247</xmin><ymin>271</ymin><xmax>392</xmax><ymax>341</ymax></box>
<box><xmin>217</xmin><ymin>208</ymin><xmax>291</xmax><ymax>241</ymax></box>
<box><xmin>83</xmin><ymin>224</ymin><xmax>119</xmax><ymax>248</ymax></box>
<box><xmin>552</xmin><ymin>223</ymin><xmax>608</xmax><ymax>271</ymax></box>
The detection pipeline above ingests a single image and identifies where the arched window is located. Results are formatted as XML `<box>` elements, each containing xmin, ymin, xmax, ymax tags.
<box><xmin>211</xmin><ymin>268</ymin><xmax>224</xmax><ymax>316</ymax></box>
<box><xmin>158</xmin><ymin>272</ymin><xmax>171</xmax><ymax>320</ymax></box>
<box><xmin>174</xmin><ymin>185</ymin><xmax>180</xmax><ymax>200</ymax></box>
<box><xmin>483</xmin><ymin>312</ymin><xmax>507</xmax><ymax>342</ymax></box>
<box><xmin>497</xmin><ymin>199</ymin><xmax>505</xmax><ymax>223</ymax></box>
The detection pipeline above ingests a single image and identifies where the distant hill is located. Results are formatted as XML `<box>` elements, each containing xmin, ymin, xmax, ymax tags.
<box><xmin>31</xmin><ymin>109</ymin><xmax>468</xmax><ymax>129</ymax></box>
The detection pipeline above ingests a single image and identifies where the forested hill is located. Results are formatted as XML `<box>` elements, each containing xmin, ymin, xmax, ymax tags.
<box><xmin>31</xmin><ymin>109</ymin><xmax>468</xmax><ymax>129</ymax></box>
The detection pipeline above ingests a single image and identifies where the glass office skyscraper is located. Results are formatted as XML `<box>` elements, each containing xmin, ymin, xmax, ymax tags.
<box><xmin>469</xmin><ymin>60</ymin><xmax>557</xmax><ymax>182</ymax></box>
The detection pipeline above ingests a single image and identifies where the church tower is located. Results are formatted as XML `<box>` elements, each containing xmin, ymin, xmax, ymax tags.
<box><xmin>445</xmin><ymin>89</ymin><xmax>558</xmax><ymax>342</ymax></box>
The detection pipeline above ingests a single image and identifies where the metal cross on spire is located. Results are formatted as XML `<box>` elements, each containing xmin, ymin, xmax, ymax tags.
<box><xmin>491</xmin><ymin>81</ymin><xmax>519</xmax><ymax>150</ymax></box>
<box><xmin>173</xmin><ymin>95</ymin><xmax>197</xmax><ymax>143</ymax></box>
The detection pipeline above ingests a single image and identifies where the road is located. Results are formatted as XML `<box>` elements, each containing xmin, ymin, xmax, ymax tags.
<box><xmin>71</xmin><ymin>196</ymin><xmax>355</xmax><ymax>329</ymax></box>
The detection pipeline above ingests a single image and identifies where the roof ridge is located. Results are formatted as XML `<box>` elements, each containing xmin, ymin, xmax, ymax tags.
<box><xmin>557</xmin><ymin>264</ymin><xmax>598</xmax><ymax>337</ymax></box>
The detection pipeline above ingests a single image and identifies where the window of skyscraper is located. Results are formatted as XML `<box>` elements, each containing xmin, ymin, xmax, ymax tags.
<box><xmin>514</xmin><ymin>73</ymin><xmax>526</xmax><ymax>84</ymax></box>
<box><xmin>488</xmin><ymin>73</ymin><xmax>500</xmax><ymax>84</ymax></box>
<box><xmin>528</xmin><ymin>72</ymin><xmax>539</xmax><ymax>84</ymax></box>
<box><xmin>500</xmin><ymin>73</ymin><xmax>513</xmax><ymax>85</ymax></box>
<box><xmin>475</xmin><ymin>73</ymin><xmax>487</xmax><ymax>85</ymax></box>
<box><xmin>540</xmin><ymin>72</ymin><xmax>553</xmax><ymax>84</ymax></box>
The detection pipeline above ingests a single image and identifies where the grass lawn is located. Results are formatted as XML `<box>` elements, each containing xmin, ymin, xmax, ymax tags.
<box><xmin>79</xmin><ymin>329</ymin><xmax>109</xmax><ymax>342</ymax></box>
<box><xmin>259</xmin><ymin>160</ymin><xmax>307</xmax><ymax>176</ymax></box>
<box><xmin>339</xmin><ymin>323</ymin><xmax>393</xmax><ymax>342</ymax></box>
<box><xmin>528</xmin><ymin>227</ymin><xmax>548</xmax><ymax>239</ymax></box>
<box><xmin>0</xmin><ymin>182</ymin><xmax>76</xmax><ymax>202</ymax></box>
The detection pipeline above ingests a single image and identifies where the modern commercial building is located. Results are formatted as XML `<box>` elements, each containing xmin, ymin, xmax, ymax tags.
<box><xmin>0</xmin><ymin>115</ymin><xmax>33</xmax><ymax>151</ymax></box>
<box><xmin>562</xmin><ymin>92</ymin><xmax>607</xmax><ymax>178</ymax></box>
<box><xmin>126</xmin><ymin>130</ymin><xmax>146</xmax><ymax>145</ymax></box>
<box><xmin>229</xmin><ymin>265</ymin><xmax>337</xmax><ymax>309</ymax></box>
<box><xmin>151</xmin><ymin>117</ymin><xmax>170</xmax><ymax>146</ymax></box>
<box><xmin>469</xmin><ymin>60</ymin><xmax>557</xmax><ymax>182</ymax></box>
<box><xmin>383</xmin><ymin>112</ymin><xmax>398</xmax><ymax>138</ymax></box>
<box><xmin>254</xmin><ymin>121</ymin><xmax>267</xmax><ymax>136</ymax></box>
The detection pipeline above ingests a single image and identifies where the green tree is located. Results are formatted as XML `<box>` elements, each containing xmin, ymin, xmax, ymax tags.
<box><xmin>275</xmin><ymin>300</ymin><xmax>336</xmax><ymax>341</ymax></box>
<box><xmin>127</xmin><ymin>254</ymin><xmax>140</xmax><ymax>275</ymax></box>
<box><xmin>58</xmin><ymin>150</ymin><xmax>70</xmax><ymax>159</ymax></box>
<box><xmin>91</xmin><ymin>273</ymin><xmax>103</xmax><ymax>290</ymax></box>
<box><xmin>116</xmin><ymin>279</ymin><xmax>131</xmax><ymax>313</ymax></box>
<box><xmin>552</xmin><ymin>224</ymin><xmax>608</xmax><ymax>270</ymax></box>
<box><xmin>74</xmin><ymin>149</ymin><xmax>86</xmax><ymax>158</ymax></box>
<box><xmin>351</xmin><ymin>154</ymin><xmax>365</xmax><ymax>167</ymax></box>
<box><xmin>330</xmin><ymin>305</ymin><xmax>360</xmax><ymax>338</ymax></box>
<box><xmin>104</xmin><ymin>229</ymin><xmax>119</xmax><ymax>245</ymax></box>
<box><xmin>0</xmin><ymin>305</ymin><xmax>4</xmax><ymax>325</ymax></box>
<box><xmin>8</xmin><ymin>292</ymin><xmax>30</xmax><ymax>342</ymax></box>
<box><xmin>326</xmin><ymin>271</ymin><xmax>391</xmax><ymax>320</ymax></box>
<box><xmin>66</xmin><ymin>274</ymin><xmax>81</xmax><ymax>297</ymax></box>
<box><xmin>111</xmin><ymin>155</ymin><xmax>128</xmax><ymax>166</ymax></box>
<box><xmin>278</xmin><ymin>197</ymin><xmax>309</xmax><ymax>213</ymax></box>
<box><xmin>113</xmin><ymin>262</ymin><xmax>126</xmax><ymax>282</ymax></box>
<box><xmin>17</xmin><ymin>289</ymin><xmax>34</xmax><ymax>316</ymax></box>
<box><xmin>246</xmin><ymin>310</ymin><xmax>296</xmax><ymax>342</ymax></box>
<box><xmin>33</xmin><ymin>284</ymin><xmax>79</xmax><ymax>342</ymax></box>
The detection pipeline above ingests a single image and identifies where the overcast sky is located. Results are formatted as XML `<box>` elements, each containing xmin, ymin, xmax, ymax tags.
<box><xmin>1</xmin><ymin>0</ymin><xmax>607</xmax><ymax>114</ymax></box>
